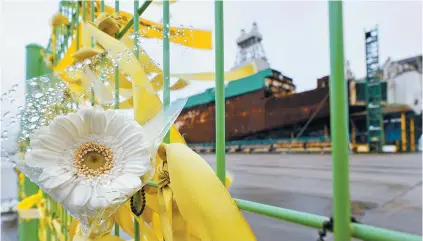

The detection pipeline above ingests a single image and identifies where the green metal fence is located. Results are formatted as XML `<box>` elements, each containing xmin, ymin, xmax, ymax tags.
<box><xmin>23</xmin><ymin>1</ymin><xmax>422</xmax><ymax>241</ymax></box>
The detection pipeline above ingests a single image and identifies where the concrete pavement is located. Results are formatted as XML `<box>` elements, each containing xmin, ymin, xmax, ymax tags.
<box><xmin>202</xmin><ymin>153</ymin><xmax>422</xmax><ymax>240</ymax></box>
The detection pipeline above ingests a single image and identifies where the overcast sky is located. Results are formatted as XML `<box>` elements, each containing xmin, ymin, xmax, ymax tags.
<box><xmin>1</xmin><ymin>0</ymin><xmax>422</xmax><ymax>93</ymax></box>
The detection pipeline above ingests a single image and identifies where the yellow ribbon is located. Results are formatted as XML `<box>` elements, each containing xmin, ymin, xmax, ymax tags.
<box><xmin>156</xmin><ymin>159</ymin><xmax>174</xmax><ymax>241</ymax></box>
<box><xmin>19</xmin><ymin>10</ymin><xmax>252</xmax><ymax>241</ymax></box>
<box><xmin>157</xmin><ymin>143</ymin><xmax>257</xmax><ymax>241</ymax></box>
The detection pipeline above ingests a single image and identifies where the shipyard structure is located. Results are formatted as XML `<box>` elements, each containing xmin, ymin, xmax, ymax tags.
<box><xmin>175</xmin><ymin>24</ymin><xmax>422</xmax><ymax>153</ymax></box>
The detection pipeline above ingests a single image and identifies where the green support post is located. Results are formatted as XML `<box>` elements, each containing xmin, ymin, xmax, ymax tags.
<box><xmin>90</xmin><ymin>0</ymin><xmax>95</xmax><ymax>106</ymax></box>
<box><xmin>133</xmin><ymin>0</ymin><xmax>140</xmax><ymax>58</ymax></box>
<box><xmin>20</xmin><ymin>44</ymin><xmax>47</xmax><ymax>241</ymax></box>
<box><xmin>214</xmin><ymin>0</ymin><xmax>226</xmax><ymax>184</ymax></box>
<box><xmin>76</xmin><ymin>1</ymin><xmax>80</xmax><ymax>50</ymax></box>
<box><xmin>116</xmin><ymin>1</ymin><xmax>152</xmax><ymax>39</ymax></box>
<box><xmin>82</xmin><ymin>1</ymin><xmax>86</xmax><ymax>22</ymax></box>
<box><xmin>90</xmin><ymin>1</ymin><xmax>95</xmax><ymax>47</ymax></box>
<box><xmin>100</xmin><ymin>0</ymin><xmax>105</xmax><ymax>12</ymax></box>
<box><xmin>163</xmin><ymin>0</ymin><xmax>170</xmax><ymax>143</ymax></box>
<box><xmin>328</xmin><ymin>2</ymin><xmax>351</xmax><ymax>241</ymax></box>
<box><xmin>114</xmin><ymin>1</ymin><xmax>120</xmax><ymax>235</ymax></box>
<box><xmin>114</xmin><ymin>0</ymin><xmax>120</xmax><ymax>111</ymax></box>
<box><xmin>133</xmin><ymin>2</ymin><xmax>141</xmax><ymax>240</ymax></box>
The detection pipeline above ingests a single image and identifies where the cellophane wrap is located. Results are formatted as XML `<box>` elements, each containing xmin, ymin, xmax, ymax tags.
<box><xmin>1</xmin><ymin>49</ymin><xmax>186</xmax><ymax>237</ymax></box>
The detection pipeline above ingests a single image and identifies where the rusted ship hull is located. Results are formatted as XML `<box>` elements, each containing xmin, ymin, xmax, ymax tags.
<box><xmin>176</xmin><ymin>87</ymin><xmax>333</xmax><ymax>143</ymax></box>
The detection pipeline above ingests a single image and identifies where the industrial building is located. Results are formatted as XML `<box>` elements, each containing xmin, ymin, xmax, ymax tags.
<box><xmin>175</xmin><ymin>24</ymin><xmax>422</xmax><ymax>153</ymax></box>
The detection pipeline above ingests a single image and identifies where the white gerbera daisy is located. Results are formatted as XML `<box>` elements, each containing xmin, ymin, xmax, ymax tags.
<box><xmin>24</xmin><ymin>106</ymin><xmax>151</xmax><ymax>217</ymax></box>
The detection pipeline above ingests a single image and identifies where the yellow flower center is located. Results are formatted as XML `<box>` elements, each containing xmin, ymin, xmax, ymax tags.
<box><xmin>73</xmin><ymin>142</ymin><xmax>114</xmax><ymax>177</ymax></box>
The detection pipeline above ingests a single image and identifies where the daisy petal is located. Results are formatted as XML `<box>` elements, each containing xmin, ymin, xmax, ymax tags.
<box><xmin>67</xmin><ymin>113</ymin><xmax>87</xmax><ymax>138</ymax></box>
<box><xmin>104</xmin><ymin>109</ymin><xmax>116</xmax><ymax>124</ymax></box>
<box><xmin>125</xmin><ymin>144</ymin><xmax>150</xmax><ymax>157</ymax></box>
<box><xmin>29</xmin><ymin>126</ymin><xmax>50</xmax><ymax>149</ymax></box>
<box><xmin>112</xmin><ymin>175</ymin><xmax>142</xmax><ymax>196</ymax></box>
<box><xmin>38</xmin><ymin>133</ymin><xmax>67</xmax><ymax>152</ymax></box>
<box><xmin>49</xmin><ymin>116</ymin><xmax>77</xmax><ymax>143</ymax></box>
<box><xmin>30</xmin><ymin>126</ymin><xmax>49</xmax><ymax>141</ymax></box>
<box><xmin>50</xmin><ymin>180</ymin><xmax>76</xmax><ymax>203</ymax></box>
<box><xmin>119</xmin><ymin>132</ymin><xmax>144</xmax><ymax>150</ymax></box>
<box><xmin>38</xmin><ymin>166</ymin><xmax>69</xmax><ymax>182</ymax></box>
<box><xmin>25</xmin><ymin>149</ymin><xmax>64</xmax><ymax>168</ymax></box>
<box><xmin>92</xmin><ymin>108</ymin><xmax>107</xmax><ymax>135</ymax></box>
<box><xmin>65</xmin><ymin>183</ymin><xmax>91</xmax><ymax>209</ymax></box>
<box><xmin>77</xmin><ymin>108</ymin><xmax>94</xmax><ymax>134</ymax></box>
<box><xmin>101</xmin><ymin>187</ymin><xmax>125</xmax><ymax>204</ymax></box>
<box><xmin>105</xmin><ymin>114</ymin><xmax>124</xmax><ymax>137</ymax></box>
<box><xmin>87</xmin><ymin>187</ymin><xmax>110</xmax><ymax>211</ymax></box>
<box><xmin>123</xmin><ymin>158</ymin><xmax>150</xmax><ymax>176</ymax></box>
<box><xmin>116</xmin><ymin>122</ymin><xmax>139</xmax><ymax>141</ymax></box>
<box><xmin>40</xmin><ymin>171</ymin><xmax>75</xmax><ymax>190</ymax></box>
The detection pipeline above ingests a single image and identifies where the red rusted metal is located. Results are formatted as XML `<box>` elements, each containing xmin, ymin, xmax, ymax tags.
<box><xmin>176</xmin><ymin>86</ymin><xmax>331</xmax><ymax>143</ymax></box>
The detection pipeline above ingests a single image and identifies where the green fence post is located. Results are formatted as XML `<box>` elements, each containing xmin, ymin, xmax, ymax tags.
<box><xmin>116</xmin><ymin>1</ymin><xmax>152</xmax><ymax>39</ymax></box>
<box><xmin>90</xmin><ymin>0</ymin><xmax>95</xmax><ymax>106</ymax></box>
<box><xmin>114</xmin><ymin>0</ymin><xmax>120</xmax><ymax>110</ymax></box>
<box><xmin>163</xmin><ymin>0</ymin><xmax>170</xmax><ymax>143</ymax></box>
<box><xmin>76</xmin><ymin>1</ymin><xmax>80</xmax><ymax>50</ymax></box>
<box><xmin>214</xmin><ymin>0</ymin><xmax>226</xmax><ymax>184</ymax></box>
<box><xmin>133</xmin><ymin>2</ymin><xmax>141</xmax><ymax>240</ymax></box>
<box><xmin>20</xmin><ymin>44</ymin><xmax>46</xmax><ymax>241</ymax></box>
<box><xmin>82</xmin><ymin>1</ymin><xmax>86</xmax><ymax>24</ymax></box>
<box><xmin>328</xmin><ymin>1</ymin><xmax>351</xmax><ymax>241</ymax></box>
<box><xmin>114</xmin><ymin>0</ymin><xmax>120</xmax><ymax>235</ymax></box>
<box><xmin>100</xmin><ymin>0</ymin><xmax>105</xmax><ymax>12</ymax></box>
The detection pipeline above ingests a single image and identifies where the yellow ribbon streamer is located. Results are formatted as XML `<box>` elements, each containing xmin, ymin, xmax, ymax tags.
<box><xmin>158</xmin><ymin>143</ymin><xmax>257</xmax><ymax>241</ymax></box>
<box><xmin>20</xmin><ymin>9</ymin><xmax>251</xmax><ymax>241</ymax></box>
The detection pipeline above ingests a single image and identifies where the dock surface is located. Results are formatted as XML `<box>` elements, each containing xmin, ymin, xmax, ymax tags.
<box><xmin>204</xmin><ymin>153</ymin><xmax>422</xmax><ymax>240</ymax></box>
<box><xmin>2</xmin><ymin>153</ymin><xmax>421</xmax><ymax>240</ymax></box>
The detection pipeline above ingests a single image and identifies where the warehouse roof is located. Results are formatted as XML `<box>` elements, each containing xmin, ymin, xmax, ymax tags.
<box><xmin>185</xmin><ymin>68</ymin><xmax>273</xmax><ymax>108</ymax></box>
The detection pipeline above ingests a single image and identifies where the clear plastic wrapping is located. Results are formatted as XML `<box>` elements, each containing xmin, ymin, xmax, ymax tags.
<box><xmin>1</xmin><ymin>47</ymin><xmax>186</xmax><ymax>237</ymax></box>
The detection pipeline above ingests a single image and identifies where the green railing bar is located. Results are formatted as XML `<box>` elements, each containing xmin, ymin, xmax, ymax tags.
<box><xmin>59</xmin><ymin>7</ymin><xmax>78</xmax><ymax>60</ymax></box>
<box><xmin>115</xmin><ymin>0</ymin><xmax>120</xmax><ymax>12</ymax></box>
<box><xmin>133</xmin><ymin>2</ymin><xmax>141</xmax><ymax>240</ymax></box>
<box><xmin>62</xmin><ymin>208</ymin><xmax>67</xmax><ymax>241</ymax></box>
<box><xmin>235</xmin><ymin>199</ymin><xmax>325</xmax><ymax>229</ymax></box>
<box><xmin>328</xmin><ymin>1</ymin><xmax>351</xmax><ymax>241</ymax></box>
<box><xmin>133</xmin><ymin>0</ymin><xmax>140</xmax><ymax>57</ymax></box>
<box><xmin>90</xmin><ymin>0</ymin><xmax>95</xmax><ymax>106</ymax></box>
<box><xmin>21</xmin><ymin>44</ymin><xmax>45</xmax><ymax>241</ymax></box>
<box><xmin>144</xmin><ymin>181</ymin><xmax>421</xmax><ymax>241</ymax></box>
<box><xmin>352</xmin><ymin>223</ymin><xmax>422</xmax><ymax>241</ymax></box>
<box><xmin>114</xmin><ymin>1</ymin><xmax>120</xmax><ymax>235</ymax></box>
<box><xmin>90</xmin><ymin>0</ymin><xmax>95</xmax><ymax>47</ymax></box>
<box><xmin>214</xmin><ymin>0</ymin><xmax>226</xmax><ymax>185</ymax></box>
<box><xmin>113</xmin><ymin>1</ymin><xmax>120</xmax><ymax>109</ymax></box>
<box><xmin>116</xmin><ymin>0</ymin><xmax>153</xmax><ymax>39</ymax></box>
<box><xmin>82</xmin><ymin>1</ymin><xmax>86</xmax><ymax>22</ymax></box>
<box><xmin>169</xmin><ymin>178</ymin><xmax>418</xmax><ymax>240</ymax></box>
<box><xmin>235</xmin><ymin>199</ymin><xmax>421</xmax><ymax>241</ymax></box>
<box><xmin>56</xmin><ymin>4</ymin><xmax>65</xmax><ymax>59</ymax></box>
<box><xmin>100</xmin><ymin>0</ymin><xmax>105</xmax><ymax>12</ymax></box>
<box><xmin>53</xmin><ymin>27</ymin><xmax>58</xmax><ymax>66</ymax></box>
<box><xmin>146</xmin><ymin>180</ymin><xmax>159</xmax><ymax>188</ymax></box>
<box><xmin>76</xmin><ymin>1</ymin><xmax>80</xmax><ymax>50</ymax></box>
<box><xmin>113</xmin><ymin>65</ymin><xmax>120</xmax><ymax>109</ymax></box>
<box><xmin>46</xmin><ymin>195</ymin><xmax>52</xmax><ymax>241</ymax></box>
<box><xmin>163</xmin><ymin>0</ymin><xmax>170</xmax><ymax>143</ymax></box>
